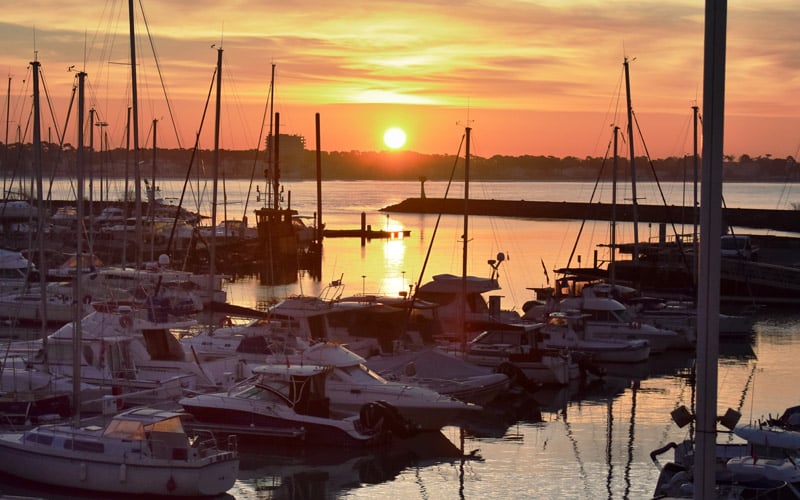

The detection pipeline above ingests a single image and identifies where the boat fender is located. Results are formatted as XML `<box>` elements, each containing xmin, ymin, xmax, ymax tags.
<box><xmin>119</xmin><ymin>316</ymin><xmax>133</xmax><ymax>329</ymax></box>
<box><xmin>119</xmin><ymin>463</ymin><xmax>127</xmax><ymax>483</ymax></box>
<box><xmin>360</xmin><ymin>401</ymin><xmax>418</xmax><ymax>439</ymax></box>
<box><xmin>166</xmin><ymin>474</ymin><xmax>176</xmax><ymax>492</ymax></box>
<box><xmin>79</xmin><ymin>462</ymin><xmax>87</xmax><ymax>481</ymax></box>
<box><xmin>496</xmin><ymin>362</ymin><xmax>531</xmax><ymax>389</ymax></box>
<box><xmin>630</xmin><ymin>321</ymin><xmax>641</xmax><ymax>329</ymax></box>
<box><xmin>83</xmin><ymin>294</ymin><xmax>92</xmax><ymax>305</ymax></box>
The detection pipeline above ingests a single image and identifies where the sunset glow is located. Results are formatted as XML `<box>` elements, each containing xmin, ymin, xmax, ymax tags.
<box><xmin>1</xmin><ymin>1</ymin><xmax>798</xmax><ymax>160</ymax></box>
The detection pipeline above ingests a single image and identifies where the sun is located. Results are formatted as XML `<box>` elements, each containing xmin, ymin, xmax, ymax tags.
<box><xmin>383</xmin><ymin>127</ymin><xmax>407</xmax><ymax>149</ymax></box>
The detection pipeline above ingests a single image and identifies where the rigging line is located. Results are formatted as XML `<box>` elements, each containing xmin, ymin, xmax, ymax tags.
<box><xmin>37</xmin><ymin>67</ymin><xmax>63</xmax><ymax>145</ymax></box>
<box><xmin>411</xmin><ymin>133</ymin><xmax>465</xmax><ymax>297</ymax></box>
<box><xmin>47</xmin><ymin>83</ymin><xmax>78</xmax><ymax>203</ymax></box>
<box><xmin>137</xmin><ymin>0</ymin><xmax>183</xmax><ymax>149</ymax></box>
<box><xmin>164</xmin><ymin>65</ymin><xmax>217</xmax><ymax>256</ymax></box>
<box><xmin>564</xmin><ymin>131</ymin><xmax>614</xmax><ymax>270</ymax></box>
<box><xmin>631</xmin><ymin>110</ymin><xmax>691</xmax><ymax>271</ymax></box>
<box><xmin>242</xmin><ymin>67</ymin><xmax>273</xmax><ymax>220</ymax></box>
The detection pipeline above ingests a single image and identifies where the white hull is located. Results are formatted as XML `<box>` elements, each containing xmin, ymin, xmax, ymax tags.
<box><xmin>0</xmin><ymin>440</ymin><xmax>236</xmax><ymax>496</ymax></box>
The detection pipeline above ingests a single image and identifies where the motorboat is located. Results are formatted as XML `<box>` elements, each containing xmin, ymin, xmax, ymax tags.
<box><xmin>557</xmin><ymin>291</ymin><xmax>690</xmax><ymax>353</ymax></box>
<box><xmin>279</xmin><ymin>342</ymin><xmax>482</xmax><ymax>431</ymax></box>
<box><xmin>180</xmin><ymin>364</ymin><xmax>413</xmax><ymax>447</ymax></box>
<box><xmin>414</xmin><ymin>273</ymin><xmax>521</xmax><ymax>339</ymax></box>
<box><xmin>725</xmin><ymin>406</ymin><xmax>800</xmax><ymax>491</ymax></box>
<box><xmin>0</xmin><ymin>407</ymin><xmax>239</xmax><ymax>496</ymax></box>
<box><xmin>0</xmin><ymin>283</ymin><xmax>93</xmax><ymax>324</ymax></box>
<box><xmin>0</xmin><ymin>248</ymin><xmax>35</xmax><ymax>295</ymax></box>
<box><xmin>364</xmin><ymin>347</ymin><xmax>511</xmax><ymax>406</ymax></box>
<box><xmin>181</xmin><ymin>295</ymin><xmax>383</xmax><ymax>361</ymax></box>
<box><xmin>9</xmin><ymin>303</ymin><xmax>250</xmax><ymax>409</ymax></box>
<box><xmin>539</xmin><ymin>311</ymin><xmax>651</xmax><ymax>363</ymax></box>
<box><xmin>461</xmin><ymin>322</ymin><xmax>581</xmax><ymax>387</ymax></box>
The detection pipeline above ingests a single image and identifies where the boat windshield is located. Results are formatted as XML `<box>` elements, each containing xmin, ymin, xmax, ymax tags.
<box><xmin>235</xmin><ymin>383</ymin><xmax>290</xmax><ymax>405</ymax></box>
<box><xmin>348</xmin><ymin>364</ymin><xmax>387</xmax><ymax>384</ymax></box>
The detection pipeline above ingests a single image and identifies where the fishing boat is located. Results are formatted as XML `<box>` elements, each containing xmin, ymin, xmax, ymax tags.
<box><xmin>180</xmin><ymin>363</ymin><xmax>412</xmax><ymax>447</ymax></box>
<box><xmin>0</xmin><ymin>407</ymin><xmax>239</xmax><ymax>496</ymax></box>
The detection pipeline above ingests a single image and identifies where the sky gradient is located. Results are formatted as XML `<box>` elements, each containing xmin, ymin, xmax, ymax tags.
<box><xmin>2</xmin><ymin>1</ymin><xmax>799</xmax><ymax>160</ymax></box>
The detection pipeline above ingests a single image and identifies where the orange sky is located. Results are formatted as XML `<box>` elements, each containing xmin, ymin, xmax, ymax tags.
<box><xmin>2</xmin><ymin>1</ymin><xmax>799</xmax><ymax>160</ymax></box>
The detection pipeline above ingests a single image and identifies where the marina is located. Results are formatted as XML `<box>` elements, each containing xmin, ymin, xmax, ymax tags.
<box><xmin>1</xmin><ymin>179</ymin><xmax>798</xmax><ymax>498</ymax></box>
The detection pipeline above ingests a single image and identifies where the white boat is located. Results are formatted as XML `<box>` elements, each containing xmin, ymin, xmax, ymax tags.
<box><xmin>182</xmin><ymin>295</ymin><xmax>383</xmax><ymax>361</ymax></box>
<box><xmin>0</xmin><ymin>284</ymin><xmax>92</xmax><ymax>324</ymax></box>
<box><xmin>0</xmin><ymin>248</ymin><xmax>35</xmax><ymax>295</ymax></box>
<box><xmin>180</xmin><ymin>364</ymin><xmax>411</xmax><ymax>447</ymax></box>
<box><xmin>0</xmin><ymin>407</ymin><xmax>239</xmax><ymax>496</ymax></box>
<box><xmin>725</xmin><ymin>406</ymin><xmax>800</xmax><ymax>490</ymax></box>
<box><xmin>279</xmin><ymin>342</ymin><xmax>482</xmax><ymax>431</ymax></box>
<box><xmin>364</xmin><ymin>347</ymin><xmax>511</xmax><ymax>406</ymax></box>
<box><xmin>461</xmin><ymin>322</ymin><xmax>580</xmax><ymax>386</ymax></box>
<box><xmin>557</xmin><ymin>292</ymin><xmax>690</xmax><ymax>353</ymax></box>
<box><xmin>72</xmin><ymin>256</ymin><xmax>226</xmax><ymax>308</ymax></box>
<box><xmin>414</xmin><ymin>272</ymin><xmax>521</xmax><ymax>339</ymax></box>
<box><xmin>539</xmin><ymin>311</ymin><xmax>651</xmax><ymax>363</ymax></box>
<box><xmin>10</xmin><ymin>304</ymin><xmax>250</xmax><ymax>408</ymax></box>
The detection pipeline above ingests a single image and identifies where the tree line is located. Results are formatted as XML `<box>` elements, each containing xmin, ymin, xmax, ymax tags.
<box><xmin>2</xmin><ymin>142</ymin><xmax>797</xmax><ymax>183</ymax></box>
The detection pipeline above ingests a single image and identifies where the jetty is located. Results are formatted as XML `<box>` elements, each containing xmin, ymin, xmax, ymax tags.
<box><xmin>381</xmin><ymin>198</ymin><xmax>800</xmax><ymax>233</ymax></box>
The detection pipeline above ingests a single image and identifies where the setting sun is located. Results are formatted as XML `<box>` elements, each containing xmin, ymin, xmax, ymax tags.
<box><xmin>383</xmin><ymin>127</ymin><xmax>407</xmax><ymax>149</ymax></box>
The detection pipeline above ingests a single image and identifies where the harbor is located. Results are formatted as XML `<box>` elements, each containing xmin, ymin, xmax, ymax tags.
<box><xmin>1</xmin><ymin>179</ymin><xmax>798</xmax><ymax>499</ymax></box>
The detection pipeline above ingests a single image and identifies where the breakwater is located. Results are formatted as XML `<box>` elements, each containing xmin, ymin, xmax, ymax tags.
<box><xmin>381</xmin><ymin>198</ymin><xmax>800</xmax><ymax>233</ymax></box>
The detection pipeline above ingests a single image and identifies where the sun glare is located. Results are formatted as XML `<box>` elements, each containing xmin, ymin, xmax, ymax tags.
<box><xmin>383</xmin><ymin>127</ymin><xmax>407</xmax><ymax>149</ymax></box>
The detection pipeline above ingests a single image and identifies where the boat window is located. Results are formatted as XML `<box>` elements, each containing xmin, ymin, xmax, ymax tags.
<box><xmin>104</xmin><ymin>419</ymin><xmax>146</xmax><ymax>440</ymax></box>
<box><xmin>63</xmin><ymin>439</ymin><xmax>105</xmax><ymax>453</ymax></box>
<box><xmin>237</xmin><ymin>384</ymin><xmax>287</xmax><ymax>404</ymax></box>
<box><xmin>145</xmin><ymin>416</ymin><xmax>185</xmax><ymax>434</ymax></box>
<box><xmin>24</xmin><ymin>433</ymin><xmax>53</xmax><ymax>445</ymax></box>
<box><xmin>354</xmin><ymin>364</ymin><xmax>386</xmax><ymax>383</ymax></box>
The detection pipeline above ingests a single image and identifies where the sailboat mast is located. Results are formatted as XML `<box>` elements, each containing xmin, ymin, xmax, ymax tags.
<box><xmin>31</xmin><ymin>59</ymin><xmax>48</xmax><ymax>336</ymax></box>
<box><xmin>610</xmin><ymin>126</ymin><xmax>619</xmax><ymax>284</ymax></box>
<box><xmin>73</xmin><ymin>70</ymin><xmax>87</xmax><ymax>425</ymax></box>
<box><xmin>692</xmin><ymin>105</ymin><xmax>700</xmax><ymax>288</ymax></box>
<box><xmin>210</xmin><ymin>47</ymin><xmax>222</xmax><ymax>284</ymax></box>
<box><xmin>461</xmin><ymin>126</ymin><xmax>471</xmax><ymax>347</ymax></box>
<box><xmin>623</xmin><ymin>58</ymin><xmax>640</xmax><ymax>263</ymax></box>
<box><xmin>695</xmin><ymin>0</ymin><xmax>726</xmax><ymax>496</ymax></box>
<box><xmin>128</xmin><ymin>0</ymin><xmax>143</xmax><ymax>268</ymax></box>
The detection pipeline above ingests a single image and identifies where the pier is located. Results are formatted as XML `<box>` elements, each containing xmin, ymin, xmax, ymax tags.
<box><xmin>381</xmin><ymin>198</ymin><xmax>800</xmax><ymax>233</ymax></box>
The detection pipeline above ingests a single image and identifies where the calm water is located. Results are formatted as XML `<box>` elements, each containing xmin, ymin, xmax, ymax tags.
<box><xmin>7</xmin><ymin>179</ymin><xmax>800</xmax><ymax>499</ymax></box>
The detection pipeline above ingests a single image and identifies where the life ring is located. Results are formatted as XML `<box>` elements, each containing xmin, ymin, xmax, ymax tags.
<box><xmin>630</xmin><ymin>321</ymin><xmax>641</xmax><ymax>329</ymax></box>
<box><xmin>119</xmin><ymin>316</ymin><xmax>133</xmax><ymax>329</ymax></box>
<box><xmin>218</xmin><ymin>316</ymin><xmax>234</xmax><ymax>328</ymax></box>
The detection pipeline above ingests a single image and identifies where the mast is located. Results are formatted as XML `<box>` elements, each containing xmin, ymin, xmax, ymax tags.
<box><xmin>210</xmin><ymin>46</ymin><xmax>222</xmax><ymax>295</ymax></box>
<box><xmin>461</xmin><ymin>126</ymin><xmax>471</xmax><ymax>349</ymax></box>
<box><xmin>610</xmin><ymin>126</ymin><xmax>619</xmax><ymax>284</ymax></box>
<box><xmin>31</xmin><ymin>58</ymin><xmax>48</xmax><ymax>337</ymax></box>
<box><xmin>623</xmin><ymin>58</ymin><xmax>640</xmax><ymax>263</ymax></box>
<box><xmin>73</xmin><ymin>70</ymin><xmax>87</xmax><ymax>425</ymax></box>
<box><xmin>692</xmin><ymin>105</ymin><xmax>700</xmax><ymax>288</ymax></box>
<box><xmin>695</xmin><ymin>0</ymin><xmax>726</xmax><ymax>496</ymax></box>
<box><xmin>128</xmin><ymin>0</ymin><xmax>143</xmax><ymax>268</ymax></box>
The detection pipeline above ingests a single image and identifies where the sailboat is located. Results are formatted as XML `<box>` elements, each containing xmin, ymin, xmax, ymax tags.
<box><xmin>0</xmin><ymin>47</ymin><xmax>239</xmax><ymax>495</ymax></box>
